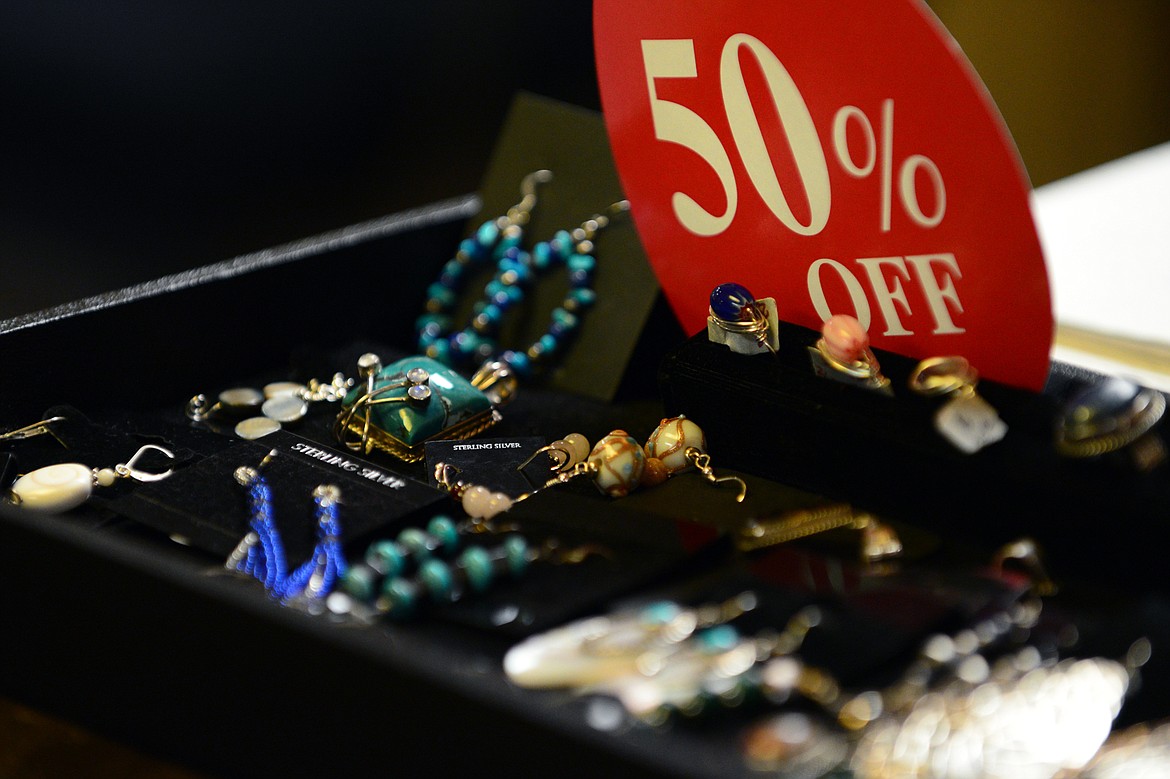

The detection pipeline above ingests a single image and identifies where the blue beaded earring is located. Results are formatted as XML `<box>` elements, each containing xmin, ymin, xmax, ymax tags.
<box><xmin>421</xmin><ymin>197</ymin><xmax>630</xmax><ymax>381</ymax></box>
<box><xmin>334</xmin><ymin>197</ymin><xmax>630</xmax><ymax>462</ymax></box>
<box><xmin>416</xmin><ymin>169</ymin><xmax>553</xmax><ymax>361</ymax></box>
<box><xmin>224</xmin><ymin>452</ymin><xmax>348</xmax><ymax>603</ymax></box>
<box><xmin>482</xmin><ymin>199</ymin><xmax>630</xmax><ymax>382</ymax></box>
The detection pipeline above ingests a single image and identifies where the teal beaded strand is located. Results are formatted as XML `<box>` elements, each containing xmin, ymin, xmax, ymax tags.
<box><xmin>416</xmin><ymin>170</ymin><xmax>551</xmax><ymax>363</ymax></box>
<box><xmin>421</xmin><ymin>199</ymin><xmax>629</xmax><ymax>381</ymax></box>
<box><xmin>338</xmin><ymin>514</ymin><xmax>463</xmax><ymax>603</ymax></box>
<box><xmin>378</xmin><ymin>536</ymin><xmax>531</xmax><ymax>620</ymax></box>
<box><xmin>493</xmin><ymin>203</ymin><xmax>629</xmax><ymax>380</ymax></box>
<box><xmin>341</xmin><ymin>517</ymin><xmax>533</xmax><ymax>620</ymax></box>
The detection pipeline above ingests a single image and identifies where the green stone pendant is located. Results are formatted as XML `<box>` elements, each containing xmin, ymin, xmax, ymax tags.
<box><xmin>334</xmin><ymin>354</ymin><xmax>501</xmax><ymax>463</ymax></box>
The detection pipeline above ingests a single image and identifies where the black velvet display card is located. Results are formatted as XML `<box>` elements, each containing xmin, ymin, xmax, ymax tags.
<box><xmin>424</xmin><ymin>435</ymin><xmax>546</xmax><ymax>495</ymax></box>
<box><xmin>116</xmin><ymin>430</ymin><xmax>446</xmax><ymax>558</ymax></box>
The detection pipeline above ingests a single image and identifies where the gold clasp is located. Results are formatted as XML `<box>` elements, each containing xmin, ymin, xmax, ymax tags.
<box><xmin>0</xmin><ymin>416</ymin><xmax>67</xmax><ymax>444</ymax></box>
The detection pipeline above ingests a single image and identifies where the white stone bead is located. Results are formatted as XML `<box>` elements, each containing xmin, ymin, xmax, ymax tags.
<box><xmin>218</xmin><ymin>387</ymin><xmax>264</xmax><ymax>411</ymax></box>
<box><xmin>461</xmin><ymin>484</ymin><xmax>494</xmax><ymax>518</ymax></box>
<box><xmin>9</xmin><ymin>463</ymin><xmax>94</xmax><ymax>513</ymax></box>
<box><xmin>588</xmin><ymin>432</ymin><xmax>645</xmax><ymax>498</ymax></box>
<box><xmin>645</xmin><ymin>417</ymin><xmax>707</xmax><ymax>475</ymax></box>
<box><xmin>483</xmin><ymin>492</ymin><xmax>514</xmax><ymax>519</ymax></box>
<box><xmin>261</xmin><ymin>394</ymin><xmax>308</xmax><ymax>423</ymax></box>
<box><xmin>263</xmin><ymin>381</ymin><xmax>306</xmax><ymax>399</ymax></box>
<box><xmin>95</xmin><ymin>468</ymin><xmax>118</xmax><ymax>487</ymax></box>
<box><xmin>562</xmin><ymin>433</ymin><xmax>591</xmax><ymax>466</ymax></box>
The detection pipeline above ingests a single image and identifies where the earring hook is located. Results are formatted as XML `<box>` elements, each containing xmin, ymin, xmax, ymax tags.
<box><xmin>517</xmin><ymin>442</ymin><xmax>572</xmax><ymax>474</ymax></box>
<box><xmin>0</xmin><ymin>416</ymin><xmax>67</xmax><ymax>444</ymax></box>
<box><xmin>572</xmin><ymin>199</ymin><xmax>630</xmax><ymax>250</ymax></box>
<box><xmin>684</xmin><ymin>447</ymin><xmax>747</xmax><ymax>502</ymax></box>
<box><xmin>115</xmin><ymin>444</ymin><xmax>177</xmax><ymax>483</ymax></box>
<box><xmin>506</xmin><ymin>169</ymin><xmax>554</xmax><ymax>226</ymax></box>
<box><xmin>433</xmin><ymin>462</ymin><xmax>464</xmax><ymax>490</ymax></box>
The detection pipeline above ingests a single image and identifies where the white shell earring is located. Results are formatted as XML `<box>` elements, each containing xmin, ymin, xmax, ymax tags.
<box><xmin>6</xmin><ymin>443</ymin><xmax>175</xmax><ymax>514</ymax></box>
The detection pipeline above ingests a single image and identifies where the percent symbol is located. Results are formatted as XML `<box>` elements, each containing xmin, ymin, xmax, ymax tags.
<box><xmin>831</xmin><ymin>99</ymin><xmax>945</xmax><ymax>232</ymax></box>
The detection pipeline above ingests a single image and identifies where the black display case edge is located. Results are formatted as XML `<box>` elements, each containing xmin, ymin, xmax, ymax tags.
<box><xmin>0</xmin><ymin>194</ymin><xmax>480</xmax><ymax>338</ymax></box>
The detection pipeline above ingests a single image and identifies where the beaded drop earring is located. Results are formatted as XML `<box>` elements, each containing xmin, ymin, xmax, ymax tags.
<box><xmin>437</xmin><ymin>199</ymin><xmax>631</xmax><ymax>383</ymax></box>
<box><xmin>433</xmin><ymin>416</ymin><xmax>746</xmax><ymax>523</ymax></box>
<box><xmin>553</xmin><ymin>416</ymin><xmax>747</xmax><ymax>501</ymax></box>
<box><xmin>412</xmin><ymin>197</ymin><xmax>630</xmax><ymax>388</ymax></box>
<box><xmin>1</xmin><ymin>416</ymin><xmax>175</xmax><ymax>513</ymax></box>
<box><xmin>334</xmin><ymin>196</ymin><xmax>630</xmax><ymax>462</ymax></box>
<box><xmin>224</xmin><ymin>452</ymin><xmax>348</xmax><ymax>603</ymax></box>
<box><xmin>185</xmin><ymin>171</ymin><xmax>552</xmax><ymax>450</ymax></box>
<box><xmin>415</xmin><ymin>169</ymin><xmax>553</xmax><ymax>365</ymax></box>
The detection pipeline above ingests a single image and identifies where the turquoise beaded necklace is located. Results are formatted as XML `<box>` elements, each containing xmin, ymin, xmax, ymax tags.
<box><xmin>339</xmin><ymin>513</ymin><xmax>603</xmax><ymax>620</ymax></box>
<box><xmin>340</xmin><ymin>514</ymin><xmax>532</xmax><ymax>619</ymax></box>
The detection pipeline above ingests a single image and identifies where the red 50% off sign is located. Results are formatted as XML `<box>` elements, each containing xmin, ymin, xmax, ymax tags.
<box><xmin>595</xmin><ymin>0</ymin><xmax>1052</xmax><ymax>390</ymax></box>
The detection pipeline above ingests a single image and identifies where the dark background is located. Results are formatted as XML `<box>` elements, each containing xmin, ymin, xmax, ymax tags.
<box><xmin>1</xmin><ymin>1</ymin><xmax>1168</xmax><ymax>320</ymax></box>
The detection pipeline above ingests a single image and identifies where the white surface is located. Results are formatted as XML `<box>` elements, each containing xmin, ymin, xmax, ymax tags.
<box><xmin>1032</xmin><ymin>141</ymin><xmax>1170</xmax><ymax>347</ymax></box>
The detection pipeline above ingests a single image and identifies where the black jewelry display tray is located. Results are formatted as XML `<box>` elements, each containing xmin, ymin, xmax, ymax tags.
<box><xmin>659</xmin><ymin>325</ymin><xmax>1170</xmax><ymax>595</ymax></box>
<box><xmin>0</xmin><ymin>200</ymin><xmax>813</xmax><ymax>779</ymax></box>
<box><xmin>3</xmin><ymin>200</ymin><xmax>1170</xmax><ymax>778</ymax></box>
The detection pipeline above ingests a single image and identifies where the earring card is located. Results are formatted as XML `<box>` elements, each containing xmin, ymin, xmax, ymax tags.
<box><xmin>424</xmin><ymin>435</ymin><xmax>546</xmax><ymax>495</ymax></box>
<box><xmin>115</xmin><ymin>430</ymin><xmax>445</xmax><ymax>559</ymax></box>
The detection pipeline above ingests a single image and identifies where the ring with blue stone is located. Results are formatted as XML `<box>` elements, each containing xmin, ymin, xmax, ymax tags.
<box><xmin>707</xmin><ymin>283</ymin><xmax>779</xmax><ymax>355</ymax></box>
<box><xmin>709</xmin><ymin>283</ymin><xmax>757</xmax><ymax>322</ymax></box>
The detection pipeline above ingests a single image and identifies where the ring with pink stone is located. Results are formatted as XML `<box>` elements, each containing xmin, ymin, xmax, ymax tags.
<box><xmin>812</xmin><ymin>314</ymin><xmax>891</xmax><ymax>392</ymax></box>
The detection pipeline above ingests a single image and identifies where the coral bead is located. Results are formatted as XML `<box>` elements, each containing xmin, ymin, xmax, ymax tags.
<box><xmin>640</xmin><ymin>457</ymin><xmax>670</xmax><ymax>488</ymax></box>
<box><xmin>821</xmin><ymin>314</ymin><xmax>870</xmax><ymax>364</ymax></box>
